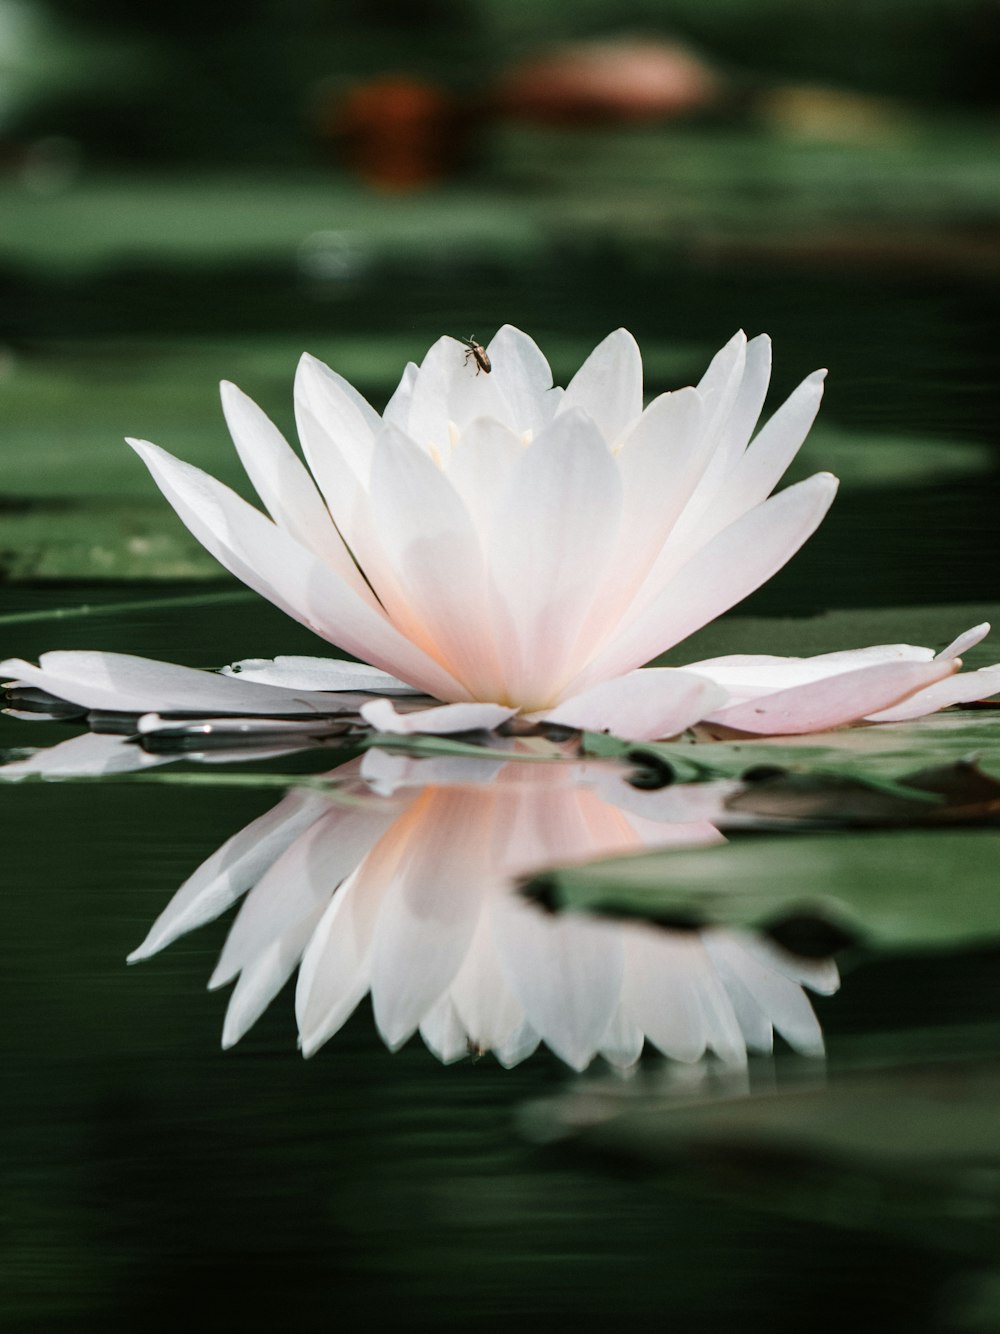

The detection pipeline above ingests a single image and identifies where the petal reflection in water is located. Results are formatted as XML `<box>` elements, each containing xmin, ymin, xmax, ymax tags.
<box><xmin>130</xmin><ymin>749</ymin><xmax>838</xmax><ymax>1070</ymax></box>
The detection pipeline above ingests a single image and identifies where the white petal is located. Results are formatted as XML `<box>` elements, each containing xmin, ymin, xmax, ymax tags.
<box><xmin>419</xmin><ymin>995</ymin><xmax>471</xmax><ymax>1064</ymax></box>
<box><xmin>0</xmin><ymin>651</ymin><xmax>373</xmax><ymax>717</ymax></box>
<box><xmin>405</xmin><ymin>335</ymin><xmax>513</xmax><ymax>446</ymax></box>
<box><xmin>486</xmin><ymin>324</ymin><xmax>560</xmax><ymax>433</ymax></box>
<box><xmin>443</xmin><ymin>416</ymin><xmax>525</xmax><ymax>538</ymax></box>
<box><xmin>221</xmin><ymin>937</ymin><xmax>306</xmax><ymax>1049</ymax></box>
<box><xmin>866</xmin><ymin>663</ymin><xmax>1000</xmax><ymax>722</ymax></box>
<box><xmin>559</xmin><ymin>328</ymin><xmax>643</xmax><ymax>443</ymax></box>
<box><xmin>219</xmin><ymin>380</ymin><xmax>350</xmax><ymax>568</ymax></box>
<box><xmin>706</xmin><ymin>657</ymin><xmax>958</xmax><ymax>734</ymax></box>
<box><xmin>936</xmin><ymin>622</ymin><xmax>990</xmax><ymax>660</ymax></box>
<box><xmin>293</xmin><ymin>351</ymin><xmax>380</xmax><ymax>486</ymax></box>
<box><xmin>210</xmin><ymin>803</ymin><xmax>396</xmax><ymax>989</ymax></box>
<box><xmin>221</xmin><ymin>656</ymin><xmax>420</xmax><ymax>693</ymax></box>
<box><xmin>127</xmin><ymin>437</ymin><xmax>467</xmax><ymax>700</ymax></box>
<box><xmin>572</xmin><ymin>472</ymin><xmax>838</xmax><ymax>688</ymax></box>
<box><xmin>494</xmin><ymin>899</ymin><xmax>625</xmax><ymax>1072</ymax></box>
<box><xmin>361</xmin><ymin>698</ymin><xmax>516</xmax><ymax>734</ymax></box>
<box><xmin>0</xmin><ymin>732</ymin><xmax>165</xmax><ymax>780</ymax></box>
<box><xmin>381</xmin><ymin>360</ymin><xmax>419</xmax><ymax>431</ymax></box>
<box><xmin>128</xmin><ymin>789</ymin><xmax>327</xmax><ymax>961</ymax></box>
<box><xmin>664</xmin><ymin>366</ymin><xmax>825</xmax><ymax>558</ymax></box>
<box><xmin>536</xmin><ymin>668</ymin><xmax>726</xmax><ymax>740</ymax></box>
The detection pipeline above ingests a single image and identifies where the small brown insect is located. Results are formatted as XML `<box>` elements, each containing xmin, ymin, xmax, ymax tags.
<box><xmin>461</xmin><ymin>335</ymin><xmax>491</xmax><ymax>375</ymax></box>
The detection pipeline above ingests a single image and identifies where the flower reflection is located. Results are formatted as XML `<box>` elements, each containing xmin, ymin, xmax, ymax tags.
<box><xmin>130</xmin><ymin>749</ymin><xmax>837</xmax><ymax>1070</ymax></box>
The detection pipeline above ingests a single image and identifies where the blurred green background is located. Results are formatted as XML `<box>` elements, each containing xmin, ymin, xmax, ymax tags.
<box><xmin>4</xmin><ymin>5</ymin><xmax>1000</xmax><ymax>1333</ymax></box>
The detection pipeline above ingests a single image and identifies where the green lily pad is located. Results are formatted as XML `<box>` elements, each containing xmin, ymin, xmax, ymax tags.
<box><xmin>525</xmin><ymin>824</ymin><xmax>1000</xmax><ymax>955</ymax></box>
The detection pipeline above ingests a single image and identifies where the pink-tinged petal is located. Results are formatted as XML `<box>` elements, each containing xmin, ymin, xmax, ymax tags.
<box><xmin>487</xmin><ymin>407</ymin><xmax>624</xmax><ymax>707</ymax></box>
<box><xmin>936</xmin><ymin>622</ymin><xmax>990</xmax><ymax>660</ymax></box>
<box><xmin>370</xmin><ymin>793</ymin><xmax>488</xmax><ymax>1050</ymax></box>
<box><xmin>866</xmin><ymin>663</ymin><xmax>1000</xmax><ymax>722</ymax></box>
<box><xmin>219</xmin><ymin>381</ymin><xmax>349</xmax><ymax>569</ymax></box>
<box><xmin>293</xmin><ymin>351</ymin><xmax>380</xmax><ymax>485</ymax></box>
<box><xmin>0</xmin><ymin>651</ymin><xmax>376</xmax><ymax>716</ymax></box>
<box><xmin>559</xmin><ymin>328</ymin><xmax>643</xmax><ymax>443</ymax></box>
<box><xmin>128</xmin><ymin>789</ymin><xmax>328</xmax><ymax>962</ymax></box>
<box><xmin>361</xmin><ymin>698</ymin><xmax>516</xmax><ymax>734</ymax></box>
<box><xmin>706</xmin><ymin>657</ymin><xmax>958</xmax><ymax>735</ymax></box>
<box><xmin>221</xmin><ymin>656</ymin><xmax>420</xmax><ymax>693</ymax></box>
<box><xmin>536</xmin><ymin>669</ymin><xmax>726</xmax><ymax>741</ymax></box>
<box><xmin>127</xmin><ymin>437</ymin><xmax>467</xmax><ymax>700</ymax></box>
<box><xmin>368</xmin><ymin>424</ymin><xmax>508</xmax><ymax>692</ymax></box>
<box><xmin>381</xmin><ymin>360</ymin><xmax>419</xmax><ymax>431</ymax></box>
<box><xmin>573</xmin><ymin>472</ymin><xmax>839</xmax><ymax>689</ymax></box>
<box><xmin>486</xmin><ymin>324</ymin><xmax>561</xmax><ymax>433</ymax></box>
<box><xmin>688</xmin><ymin>642</ymin><xmax>934</xmax><ymax>703</ymax></box>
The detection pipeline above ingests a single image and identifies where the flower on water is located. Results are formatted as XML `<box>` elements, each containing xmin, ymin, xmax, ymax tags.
<box><xmin>3</xmin><ymin>326</ymin><xmax>998</xmax><ymax>739</ymax></box>
<box><xmin>128</xmin><ymin>749</ymin><xmax>837</xmax><ymax>1068</ymax></box>
<box><xmin>123</xmin><ymin>326</ymin><xmax>839</xmax><ymax>739</ymax></box>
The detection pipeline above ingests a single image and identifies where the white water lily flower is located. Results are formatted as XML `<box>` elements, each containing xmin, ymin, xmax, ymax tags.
<box><xmin>129</xmin><ymin>749</ymin><xmax>837</xmax><ymax>1068</ymax></box>
<box><xmin>122</xmin><ymin>326</ymin><xmax>840</xmax><ymax>740</ymax></box>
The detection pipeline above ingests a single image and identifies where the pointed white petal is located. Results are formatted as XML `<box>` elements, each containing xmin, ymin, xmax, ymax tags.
<box><xmin>209</xmin><ymin>803</ymin><xmax>396</xmax><ymax>989</ymax></box>
<box><xmin>486</xmin><ymin>324</ymin><xmax>560</xmax><ymax>433</ymax></box>
<box><xmin>419</xmin><ymin>995</ymin><xmax>471</xmax><ymax>1064</ymax></box>
<box><xmin>495</xmin><ymin>902</ymin><xmax>625</xmax><ymax>1072</ymax></box>
<box><xmin>536</xmin><ymin>669</ymin><xmax>726</xmax><ymax>740</ymax></box>
<box><xmin>293</xmin><ymin>351</ymin><xmax>380</xmax><ymax>485</ymax></box>
<box><xmin>361</xmin><ymin>698</ymin><xmax>515</xmax><ymax>735</ymax></box>
<box><xmin>127</xmin><ymin>438</ymin><xmax>467</xmax><ymax>700</ymax></box>
<box><xmin>381</xmin><ymin>360</ymin><xmax>419</xmax><ymax>432</ymax></box>
<box><xmin>573</xmin><ymin>473</ymin><xmax>839</xmax><ymax>688</ymax></box>
<box><xmin>936</xmin><ymin>622</ymin><xmax>991</xmax><ymax>660</ymax></box>
<box><xmin>128</xmin><ymin>789</ymin><xmax>327</xmax><ymax>961</ymax></box>
<box><xmin>219</xmin><ymin>380</ymin><xmax>350</xmax><ymax>569</ymax></box>
<box><xmin>559</xmin><ymin>328</ymin><xmax>643</xmax><ymax>443</ymax></box>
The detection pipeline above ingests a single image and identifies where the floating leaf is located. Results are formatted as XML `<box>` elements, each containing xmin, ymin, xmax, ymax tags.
<box><xmin>525</xmin><ymin>826</ymin><xmax>1000</xmax><ymax>955</ymax></box>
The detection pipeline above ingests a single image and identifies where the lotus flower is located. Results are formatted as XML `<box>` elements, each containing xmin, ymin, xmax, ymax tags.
<box><xmin>122</xmin><ymin>327</ymin><xmax>839</xmax><ymax>738</ymax></box>
<box><xmin>4</xmin><ymin>327</ymin><xmax>998</xmax><ymax>740</ymax></box>
<box><xmin>129</xmin><ymin>749</ymin><xmax>837</xmax><ymax>1068</ymax></box>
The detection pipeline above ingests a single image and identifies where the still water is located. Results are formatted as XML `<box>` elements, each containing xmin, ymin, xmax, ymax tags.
<box><xmin>4</xmin><ymin>220</ymin><xmax>1000</xmax><ymax>1330</ymax></box>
